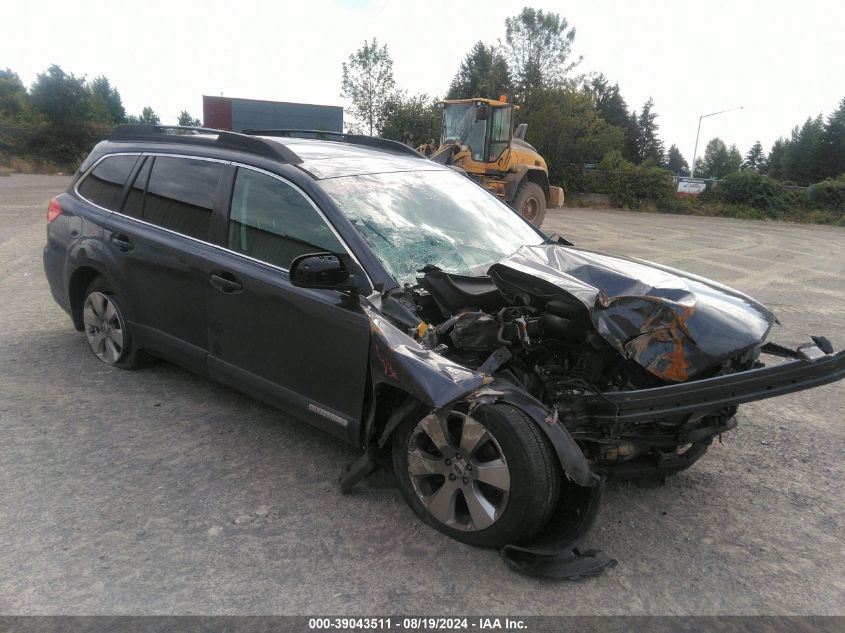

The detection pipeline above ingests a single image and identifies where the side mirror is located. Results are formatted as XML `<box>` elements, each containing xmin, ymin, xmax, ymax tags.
<box><xmin>289</xmin><ymin>252</ymin><xmax>368</xmax><ymax>295</ymax></box>
<box><xmin>475</xmin><ymin>104</ymin><xmax>489</xmax><ymax>121</ymax></box>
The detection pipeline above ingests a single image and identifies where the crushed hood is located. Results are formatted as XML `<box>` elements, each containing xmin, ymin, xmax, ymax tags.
<box><xmin>488</xmin><ymin>244</ymin><xmax>776</xmax><ymax>382</ymax></box>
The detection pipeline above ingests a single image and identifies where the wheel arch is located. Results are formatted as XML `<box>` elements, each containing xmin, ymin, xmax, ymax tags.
<box><xmin>504</xmin><ymin>166</ymin><xmax>550</xmax><ymax>203</ymax></box>
<box><xmin>68</xmin><ymin>265</ymin><xmax>107</xmax><ymax>331</ymax></box>
<box><xmin>366</xmin><ymin>378</ymin><xmax>601</xmax><ymax>489</ymax></box>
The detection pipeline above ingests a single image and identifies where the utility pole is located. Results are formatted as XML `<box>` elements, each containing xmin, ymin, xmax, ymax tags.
<box><xmin>690</xmin><ymin>106</ymin><xmax>744</xmax><ymax>178</ymax></box>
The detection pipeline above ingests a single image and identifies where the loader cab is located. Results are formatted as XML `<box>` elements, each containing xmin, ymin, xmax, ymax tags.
<box><xmin>440</xmin><ymin>99</ymin><xmax>514</xmax><ymax>164</ymax></box>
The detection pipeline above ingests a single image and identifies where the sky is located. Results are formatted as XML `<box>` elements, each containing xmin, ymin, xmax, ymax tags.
<box><xmin>3</xmin><ymin>0</ymin><xmax>843</xmax><ymax>165</ymax></box>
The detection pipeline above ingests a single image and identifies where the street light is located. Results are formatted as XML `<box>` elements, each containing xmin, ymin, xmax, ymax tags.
<box><xmin>690</xmin><ymin>106</ymin><xmax>744</xmax><ymax>178</ymax></box>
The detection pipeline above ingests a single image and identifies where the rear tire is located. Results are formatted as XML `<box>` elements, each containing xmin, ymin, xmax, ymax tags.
<box><xmin>512</xmin><ymin>181</ymin><xmax>547</xmax><ymax>227</ymax></box>
<box><xmin>392</xmin><ymin>403</ymin><xmax>561</xmax><ymax>548</ymax></box>
<box><xmin>82</xmin><ymin>278</ymin><xmax>141</xmax><ymax>369</ymax></box>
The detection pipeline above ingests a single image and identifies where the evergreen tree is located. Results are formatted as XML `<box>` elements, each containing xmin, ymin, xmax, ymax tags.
<box><xmin>446</xmin><ymin>42</ymin><xmax>512</xmax><ymax>100</ymax></box>
<box><xmin>785</xmin><ymin>116</ymin><xmax>825</xmax><ymax>185</ymax></box>
<box><xmin>584</xmin><ymin>74</ymin><xmax>629</xmax><ymax>129</ymax></box>
<box><xmin>622</xmin><ymin>111</ymin><xmax>639</xmax><ymax>163</ymax></box>
<box><xmin>636</xmin><ymin>98</ymin><xmax>664</xmax><ymax>164</ymax></box>
<box><xmin>742</xmin><ymin>141</ymin><xmax>767</xmax><ymax>173</ymax></box>
<box><xmin>0</xmin><ymin>68</ymin><xmax>30</xmax><ymax>123</ymax></box>
<box><xmin>29</xmin><ymin>64</ymin><xmax>96</xmax><ymax>163</ymax></box>
<box><xmin>88</xmin><ymin>76</ymin><xmax>125</xmax><ymax>124</ymax></box>
<box><xmin>0</xmin><ymin>68</ymin><xmax>37</xmax><ymax>156</ymax></box>
<box><xmin>767</xmin><ymin>138</ymin><xmax>788</xmax><ymax>181</ymax></box>
<box><xmin>665</xmin><ymin>144</ymin><xmax>689</xmax><ymax>176</ymax></box>
<box><xmin>822</xmin><ymin>98</ymin><xmax>845</xmax><ymax>179</ymax></box>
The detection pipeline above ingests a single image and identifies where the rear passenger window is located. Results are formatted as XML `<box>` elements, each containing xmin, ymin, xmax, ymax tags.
<box><xmin>227</xmin><ymin>168</ymin><xmax>343</xmax><ymax>269</ymax></box>
<box><xmin>143</xmin><ymin>156</ymin><xmax>222</xmax><ymax>240</ymax></box>
<box><xmin>78</xmin><ymin>155</ymin><xmax>139</xmax><ymax>210</ymax></box>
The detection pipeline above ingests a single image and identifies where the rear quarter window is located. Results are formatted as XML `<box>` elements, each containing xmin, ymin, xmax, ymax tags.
<box><xmin>77</xmin><ymin>154</ymin><xmax>140</xmax><ymax>210</ymax></box>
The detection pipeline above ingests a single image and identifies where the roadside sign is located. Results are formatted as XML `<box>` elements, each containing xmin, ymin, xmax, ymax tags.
<box><xmin>677</xmin><ymin>178</ymin><xmax>707</xmax><ymax>197</ymax></box>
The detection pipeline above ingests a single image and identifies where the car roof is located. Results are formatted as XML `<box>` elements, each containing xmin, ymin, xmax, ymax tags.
<box><xmin>259</xmin><ymin>136</ymin><xmax>445</xmax><ymax>180</ymax></box>
<box><xmin>96</xmin><ymin>126</ymin><xmax>447</xmax><ymax>181</ymax></box>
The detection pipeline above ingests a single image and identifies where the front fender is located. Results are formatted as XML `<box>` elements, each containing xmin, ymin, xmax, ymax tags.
<box><xmin>364</xmin><ymin>304</ymin><xmax>598</xmax><ymax>487</ymax></box>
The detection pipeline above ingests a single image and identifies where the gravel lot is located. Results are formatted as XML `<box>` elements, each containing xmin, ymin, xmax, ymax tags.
<box><xmin>1</xmin><ymin>174</ymin><xmax>843</xmax><ymax>615</ymax></box>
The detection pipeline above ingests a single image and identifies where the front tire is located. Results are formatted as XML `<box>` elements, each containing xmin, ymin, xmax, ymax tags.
<box><xmin>82</xmin><ymin>278</ymin><xmax>141</xmax><ymax>369</ymax></box>
<box><xmin>512</xmin><ymin>181</ymin><xmax>547</xmax><ymax>227</ymax></box>
<box><xmin>392</xmin><ymin>403</ymin><xmax>560</xmax><ymax>548</ymax></box>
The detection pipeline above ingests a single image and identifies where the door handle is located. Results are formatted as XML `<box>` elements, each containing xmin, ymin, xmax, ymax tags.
<box><xmin>210</xmin><ymin>272</ymin><xmax>243</xmax><ymax>294</ymax></box>
<box><xmin>110</xmin><ymin>233</ymin><xmax>134</xmax><ymax>252</ymax></box>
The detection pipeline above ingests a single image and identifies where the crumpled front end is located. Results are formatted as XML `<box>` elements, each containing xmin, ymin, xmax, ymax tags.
<box><xmin>489</xmin><ymin>244</ymin><xmax>776</xmax><ymax>381</ymax></box>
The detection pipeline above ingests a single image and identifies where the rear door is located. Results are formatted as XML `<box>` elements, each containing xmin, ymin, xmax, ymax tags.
<box><xmin>206</xmin><ymin>165</ymin><xmax>371</xmax><ymax>443</ymax></box>
<box><xmin>101</xmin><ymin>154</ymin><xmax>228</xmax><ymax>372</ymax></box>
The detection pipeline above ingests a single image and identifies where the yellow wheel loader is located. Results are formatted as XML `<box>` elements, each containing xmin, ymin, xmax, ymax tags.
<box><xmin>418</xmin><ymin>98</ymin><xmax>564</xmax><ymax>227</ymax></box>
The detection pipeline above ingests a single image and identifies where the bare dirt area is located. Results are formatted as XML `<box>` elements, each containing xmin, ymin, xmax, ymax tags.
<box><xmin>1</xmin><ymin>175</ymin><xmax>843</xmax><ymax>615</ymax></box>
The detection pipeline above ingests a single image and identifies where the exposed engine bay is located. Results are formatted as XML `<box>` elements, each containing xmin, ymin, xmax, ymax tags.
<box><xmin>373</xmin><ymin>243</ymin><xmax>817</xmax><ymax>479</ymax></box>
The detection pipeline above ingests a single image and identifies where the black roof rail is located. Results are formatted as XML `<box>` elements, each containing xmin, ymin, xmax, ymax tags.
<box><xmin>108</xmin><ymin>125</ymin><xmax>302</xmax><ymax>164</ymax></box>
<box><xmin>241</xmin><ymin>129</ymin><xmax>424</xmax><ymax>159</ymax></box>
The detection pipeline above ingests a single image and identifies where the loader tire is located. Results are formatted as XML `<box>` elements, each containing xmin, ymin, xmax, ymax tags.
<box><xmin>513</xmin><ymin>181</ymin><xmax>546</xmax><ymax>227</ymax></box>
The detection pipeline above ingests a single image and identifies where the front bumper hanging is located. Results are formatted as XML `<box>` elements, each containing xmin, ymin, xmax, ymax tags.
<box><xmin>567</xmin><ymin>342</ymin><xmax>845</xmax><ymax>427</ymax></box>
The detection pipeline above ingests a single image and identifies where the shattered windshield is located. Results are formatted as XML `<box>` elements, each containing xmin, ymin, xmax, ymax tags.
<box><xmin>319</xmin><ymin>170</ymin><xmax>544</xmax><ymax>287</ymax></box>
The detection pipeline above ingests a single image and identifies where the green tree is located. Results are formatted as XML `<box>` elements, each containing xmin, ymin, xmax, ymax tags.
<box><xmin>0</xmin><ymin>68</ymin><xmax>30</xmax><ymax>123</ymax></box>
<box><xmin>88</xmin><ymin>76</ymin><xmax>125</xmax><ymax>124</ymax></box>
<box><xmin>380</xmin><ymin>92</ymin><xmax>440</xmax><ymax>146</ymax></box>
<box><xmin>584</xmin><ymin>74</ymin><xmax>629</xmax><ymax>129</ymax></box>
<box><xmin>177</xmin><ymin>110</ymin><xmax>201</xmax><ymax>126</ymax></box>
<box><xmin>341</xmin><ymin>37</ymin><xmax>395</xmax><ymax>136</ymax></box>
<box><xmin>125</xmin><ymin>107</ymin><xmax>160</xmax><ymax>124</ymax></box>
<box><xmin>501</xmin><ymin>7</ymin><xmax>581</xmax><ymax>108</ymax></box>
<box><xmin>635</xmin><ymin>98</ymin><xmax>664</xmax><ymax>164</ymax></box>
<box><xmin>785</xmin><ymin>116</ymin><xmax>825</xmax><ymax>184</ymax></box>
<box><xmin>742</xmin><ymin>141</ymin><xmax>767</xmax><ymax>173</ymax></box>
<box><xmin>29</xmin><ymin>64</ymin><xmax>98</xmax><ymax>163</ymax></box>
<box><xmin>823</xmin><ymin>98</ymin><xmax>845</xmax><ymax>179</ymax></box>
<box><xmin>767</xmin><ymin>138</ymin><xmax>788</xmax><ymax>181</ymax></box>
<box><xmin>520</xmin><ymin>87</ymin><xmax>623</xmax><ymax>186</ymax></box>
<box><xmin>665</xmin><ymin>144</ymin><xmax>689</xmax><ymax>176</ymax></box>
<box><xmin>727</xmin><ymin>144</ymin><xmax>742</xmax><ymax>174</ymax></box>
<box><xmin>30</xmin><ymin>65</ymin><xmax>91</xmax><ymax>126</ymax></box>
<box><xmin>622</xmin><ymin>111</ymin><xmax>639</xmax><ymax>163</ymax></box>
<box><xmin>700</xmin><ymin>138</ymin><xmax>731</xmax><ymax>179</ymax></box>
<box><xmin>446</xmin><ymin>42</ymin><xmax>512</xmax><ymax>100</ymax></box>
<box><xmin>0</xmin><ymin>68</ymin><xmax>38</xmax><ymax>156</ymax></box>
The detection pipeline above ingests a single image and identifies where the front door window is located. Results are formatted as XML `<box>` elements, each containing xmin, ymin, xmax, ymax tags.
<box><xmin>227</xmin><ymin>168</ymin><xmax>343</xmax><ymax>269</ymax></box>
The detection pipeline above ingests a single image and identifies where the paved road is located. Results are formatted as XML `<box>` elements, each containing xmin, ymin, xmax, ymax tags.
<box><xmin>1</xmin><ymin>175</ymin><xmax>843</xmax><ymax>615</ymax></box>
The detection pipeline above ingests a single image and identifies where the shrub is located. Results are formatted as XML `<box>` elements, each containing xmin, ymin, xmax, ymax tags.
<box><xmin>807</xmin><ymin>179</ymin><xmax>845</xmax><ymax>211</ymax></box>
<box><xmin>606</xmin><ymin>166</ymin><xmax>674</xmax><ymax>209</ymax></box>
<box><xmin>717</xmin><ymin>171</ymin><xmax>783</xmax><ymax>209</ymax></box>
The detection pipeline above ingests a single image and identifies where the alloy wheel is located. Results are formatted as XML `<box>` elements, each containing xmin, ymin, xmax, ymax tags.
<box><xmin>406</xmin><ymin>410</ymin><xmax>511</xmax><ymax>531</ymax></box>
<box><xmin>83</xmin><ymin>292</ymin><xmax>125</xmax><ymax>364</ymax></box>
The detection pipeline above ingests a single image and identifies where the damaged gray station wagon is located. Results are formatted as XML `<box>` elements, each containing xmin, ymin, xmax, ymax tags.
<box><xmin>43</xmin><ymin>126</ymin><xmax>845</xmax><ymax>578</ymax></box>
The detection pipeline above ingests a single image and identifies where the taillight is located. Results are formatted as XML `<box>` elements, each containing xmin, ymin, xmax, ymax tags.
<box><xmin>47</xmin><ymin>197</ymin><xmax>63</xmax><ymax>223</ymax></box>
